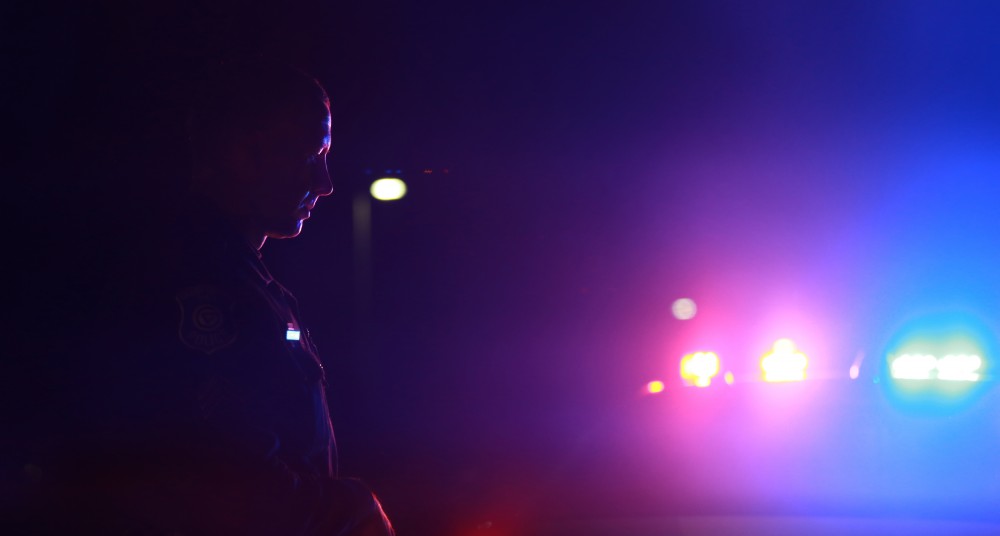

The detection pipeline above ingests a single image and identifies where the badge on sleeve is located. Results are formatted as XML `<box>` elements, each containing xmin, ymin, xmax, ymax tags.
<box><xmin>176</xmin><ymin>285</ymin><xmax>238</xmax><ymax>354</ymax></box>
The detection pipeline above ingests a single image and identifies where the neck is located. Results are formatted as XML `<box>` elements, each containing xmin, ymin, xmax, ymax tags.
<box><xmin>226</xmin><ymin>210</ymin><xmax>267</xmax><ymax>252</ymax></box>
<box><xmin>188</xmin><ymin>183</ymin><xmax>267</xmax><ymax>251</ymax></box>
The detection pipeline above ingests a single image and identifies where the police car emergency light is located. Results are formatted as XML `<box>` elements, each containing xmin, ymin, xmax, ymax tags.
<box><xmin>881</xmin><ymin>310</ymin><xmax>995</xmax><ymax>414</ymax></box>
<box><xmin>890</xmin><ymin>352</ymin><xmax>982</xmax><ymax>382</ymax></box>
<box><xmin>680</xmin><ymin>351</ymin><xmax>720</xmax><ymax>387</ymax></box>
<box><xmin>760</xmin><ymin>338</ymin><xmax>808</xmax><ymax>383</ymax></box>
<box><xmin>883</xmin><ymin>311</ymin><xmax>992</xmax><ymax>387</ymax></box>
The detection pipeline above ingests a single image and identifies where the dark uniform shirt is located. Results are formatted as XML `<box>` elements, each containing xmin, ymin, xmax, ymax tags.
<box><xmin>166</xmin><ymin>207</ymin><xmax>337</xmax><ymax>479</ymax></box>
<box><xmin>28</xmin><ymin>197</ymin><xmax>382</xmax><ymax>535</ymax></box>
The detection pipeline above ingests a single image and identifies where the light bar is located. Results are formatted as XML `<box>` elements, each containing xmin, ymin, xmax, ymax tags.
<box><xmin>680</xmin><ymin>351</ymin><xmax>720</xmax><ymax>387</ymax></box>
<box><xmin>890</xmin><ymin>353</ymin><xmax>936</xmax><ymax>380</ymax></box>
<box><xmin>937</xmin><ymin>354</ymin><xmax>982</xmax><ymax>382</ymax></box>
<box><xmin>761</xmin><ymin>338</ymin><xmax>808</xmax><ymax>382</ymax></box>
<box><xmin>890</xmin><ymin>353</ymin><xmax>982</xmax><ymax>382</ymax></box>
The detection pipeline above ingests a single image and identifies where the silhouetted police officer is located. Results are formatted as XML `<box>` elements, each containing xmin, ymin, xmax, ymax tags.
<box><xmin>22</xmin><ymin>59</ymin><xmax>394</xmax><ymax>535</ymax></box>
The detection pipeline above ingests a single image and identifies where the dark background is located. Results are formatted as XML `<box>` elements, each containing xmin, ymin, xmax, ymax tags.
<box><xmin>9</xmin><ymin>1</ymin><xmax>1000</xmax><ymax>534</ymax></box>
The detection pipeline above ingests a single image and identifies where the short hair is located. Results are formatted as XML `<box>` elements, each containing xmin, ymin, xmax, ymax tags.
<box><xmin>186</xmin><ymin>57</ymin><xmax>329</xmax><ymax>167</ymax></box>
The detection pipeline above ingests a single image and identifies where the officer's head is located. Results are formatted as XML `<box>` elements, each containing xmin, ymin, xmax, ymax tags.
<box><xmin>187</xmin><ymin>59</ymin><xmax>333</xmax><ymax>248</ymax></box>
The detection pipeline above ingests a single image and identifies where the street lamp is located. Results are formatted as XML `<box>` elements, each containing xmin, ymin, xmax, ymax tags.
<box><xmin>370</xmin><ymin>177</ymin><xmax>407</xmax><ymax>201</ymax></box>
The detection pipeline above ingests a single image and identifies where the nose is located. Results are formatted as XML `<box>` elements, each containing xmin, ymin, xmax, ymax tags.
<box><xmin>312</xmin><ymin>157</ymin><xmax>334</xmax><ymax>197</ymax></box>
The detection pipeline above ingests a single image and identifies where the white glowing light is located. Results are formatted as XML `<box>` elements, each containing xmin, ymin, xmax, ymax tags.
<box><xmin>370</xmin><ymin>178</ymin><xmax>407</xmax><ymax>201</ymax></box>
<box><xmin>892</xmin><ymin>353</ymin><xmax>982</xmax><ymax>382</ymax></box>
<box><xmin>671</xmin><ymin>298</ymin><xmax>697</xmax><ymax>320</ymax></box>
<box><xmin>286</xmin><ymin>327</ymin><xmax>301</xmax><ymax>341</ymax></box>
<box><xmin>890</xmin><ymin>353</ymin><xmax>939</xmax><ymax>380</ymax></box>
<box><xmin>936</xmin><ymin>354</ymin><xmax>982</xmax><ymax>382</ymax></box>
<box><xmin>761</xmin><ymin>338</ymin><xmax>808</xmax><ymax>382</ymax></box>
<box><xmin>849</xmin><ymin>364</ymin><xmax>860</xmax><ymax>380</ymax></box>
<box><xmin>680</xmin><ymin>351</ymin><xmax>720</xmax><ymax>387</ymax></box>
<box><xmin>773</xmin><ymin>338</ymin><xmax>796</xmax><ymax>354</ymax></box>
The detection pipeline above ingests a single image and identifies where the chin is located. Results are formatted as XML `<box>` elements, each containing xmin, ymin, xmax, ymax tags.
<box><xmin>267</xmin><ymin>220</ymin><xmax>305</xmax><ymax>240</ymax></box>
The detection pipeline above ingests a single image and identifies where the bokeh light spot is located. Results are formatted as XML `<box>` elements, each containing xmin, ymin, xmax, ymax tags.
<box><xmin>881</xmin><ymin>311</ymin><xmax>994</xmax><ymax>412</ymax></box>
<box><xmin>891</xmin><ymin>353</ymin><xmax>982</xmax><ymax>382</ymax></box>
<box><xmin>761</xmin><ymin>338</ymin><xmax>808</xmax><ymax>382</ymax></box>
<box><xmin>671</xmin><ymin>298</ymin><xmax>697</xmax><ymax>320</ymax></box>
<box><xmin>370</xmin><ymin>177</ymin><xmax>407</xmax><ymax>201</ymax></box>
<box><xmin>680</xmin><ymin>351</ymin><xmax>720</xmax><ymax>387</ymax></box>
<box><xmin>937</xmin><ymin>354</ymin><xmax>982</xmax><ymax>382</ymax></box>
<box><xmin>890</xmin><ymin>353</ymin><xmax>937</xmax><ymax>380</ymax></box>
<box><xmin>646</xmin><ymin>380</ymin><xmax>665</xmax><ymax>394</ymax></box>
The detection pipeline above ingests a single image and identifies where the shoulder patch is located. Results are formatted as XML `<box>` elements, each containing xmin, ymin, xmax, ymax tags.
<box><xmin>175</xmin><ymin>285</ymin><xmax>238</xmax><ymax>355</ymax></box>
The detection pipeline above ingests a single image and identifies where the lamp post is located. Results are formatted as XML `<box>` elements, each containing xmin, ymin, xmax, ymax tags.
<box><xmin>352</xmin><ymin>172</ymin><xmax>408</xmax><ymax>391</ymax></box>
<box><xmin>353</xmin><ymin>175</ymin><xmax>408</xmax><ymax>319</ymax></box>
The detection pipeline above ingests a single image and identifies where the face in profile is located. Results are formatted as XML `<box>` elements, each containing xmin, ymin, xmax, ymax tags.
<box><xmin>248</xmin><ymin>103</ymin><xmax>333</xmax><ymax>240</ymax></box>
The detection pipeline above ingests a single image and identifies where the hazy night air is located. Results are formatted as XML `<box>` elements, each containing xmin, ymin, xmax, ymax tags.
<box><xmin>8</xmin><ymin>1</ymin><xmax>1000</xmax><ymax>533</ymax></box>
